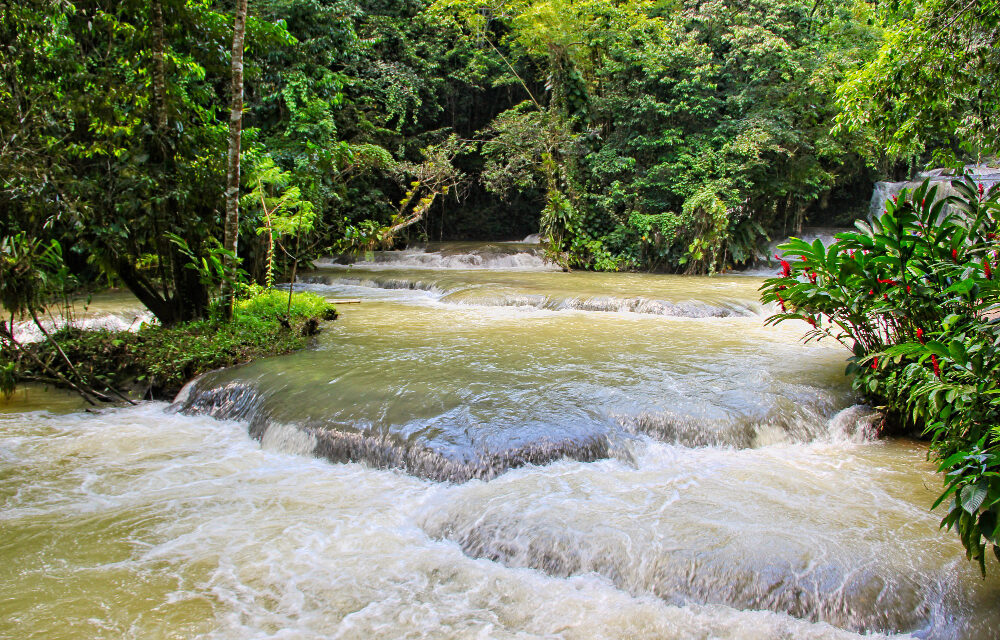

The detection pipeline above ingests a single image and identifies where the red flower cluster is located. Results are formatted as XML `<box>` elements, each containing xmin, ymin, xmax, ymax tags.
<box><xmin>952</xmin><ymin>248</ymin><xmax>959</xmax><ymax>262</ymax></box>
<box><xmin>871</xmin><ymin>357</ymin><xmax>878</xmax><ymax>370</ymax></box>
<box><xmin>776</xmin><ymin>294</ymin><xmax>787</xmax><ymax>312</ymax></box>
<box><xmin>931</xmin><ymin>354</ymin><xmax>940</xmax><ymax>378</ymax></box>
<box><xmin>985</xmin><ymin>258</ymin><xmax>993</xmax><ymax>280</ymax></box>
<box><xmin>916</xmin><ymin>328</ymin><xmax>925</xmax><ymax>344</ymax></box>
<box><xmin>808</xmin><ymin>272</ymin><xmax>817</xmax><ymax>284</ymax></box>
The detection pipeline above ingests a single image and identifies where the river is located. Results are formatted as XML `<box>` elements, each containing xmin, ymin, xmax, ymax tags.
<box><xmin>2</xmin><ymin>241</ymin><xmax>998</xmax><ymax>639</ymax></box>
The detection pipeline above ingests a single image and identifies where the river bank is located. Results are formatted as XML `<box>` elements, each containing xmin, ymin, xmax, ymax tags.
<box><xmin>4</xmin><ymin>290</ymin><xmax>337</xmax><ymax>402</ymax></box>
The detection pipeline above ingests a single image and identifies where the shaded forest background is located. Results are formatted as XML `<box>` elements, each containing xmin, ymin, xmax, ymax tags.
<box><xmin>2</xmin><ymin>0</ymin><xmax>997</xmax><ymax>320</ymax></box>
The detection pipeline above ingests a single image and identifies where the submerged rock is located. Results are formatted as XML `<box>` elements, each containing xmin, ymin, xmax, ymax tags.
<box><xmin>172</xmin><ymin>379</ymin><xmax>609</xmax><ymax>482</ymax></box>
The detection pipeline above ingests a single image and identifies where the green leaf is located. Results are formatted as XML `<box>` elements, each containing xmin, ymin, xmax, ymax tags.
<box><xmin>924</xmin><ymin>341</ymin><xmax>950</xmax><ymax>359</ymax></box>
<box><xmin>961</xmin><ymin>483</ymin><xmax>989</xmax><ymax>514</ymax></box>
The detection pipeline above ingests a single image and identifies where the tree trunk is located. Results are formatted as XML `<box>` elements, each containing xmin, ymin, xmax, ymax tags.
<box><xmin>222</xmin><ymin>0</ymin><xmax>248</xmax><ymax>321</ymax></box>
<box><xmin>151</xmin><ymin>0</ymin><xmax>168</xmax><ymax>131</ymax></box>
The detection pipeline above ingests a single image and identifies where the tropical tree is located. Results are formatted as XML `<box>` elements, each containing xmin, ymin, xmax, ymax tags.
<box><xmin>223</xmin><ymin>0</ymin><xmax>250</xmax><ymax>320</ymax></box>
<box><xmin>836</xmin><ymin>0</ymin><xmax>1000</xmax><ymax>166</ymax></box>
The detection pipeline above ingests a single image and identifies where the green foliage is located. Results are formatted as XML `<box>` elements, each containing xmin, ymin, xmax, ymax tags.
<box><xmin>235</xmin><ymin>289</ymin><xmax>330</xmax><ymax>322</ymax></box>
<box><xmin>3</xmin><ymin>0</ymin><xmax>982</xmax><ymax>310</ymax></box>
<box><xmin>679</xmin><ymin>187</ymin><xmax>729</xmax><ymax>275</ymax></box>
<box><xmin>438</xmin><ymin>0</ymin><xmax>878</xmax><ymax>271</ymax></box>
<box><xmin>242</xmin><ymin>154</ymin><xmax>317</xmax><ymax>287</ymax></box>
<box><xmin>166</xmin><ymin>234</ymin><xmax>246</xmax><ymax>294</ymax></box>
<box><xmin>835</xmin><ymin>0</ymin><xmax>1000</xmax><ymax>165</ymax></box>
<box><xmin>0</xmin><ymin>234</ymin><xmax>74</xmax><ymax>319</ymax></box>
<box><xmin>339</xmin><ymin>135</ymin><xmax>470</xmax><ymax>252</ymax></box>
<box><xmin>761</xmin><ymin>176</ymin><xmax>1000</xmax><ymax>573</ymax></box>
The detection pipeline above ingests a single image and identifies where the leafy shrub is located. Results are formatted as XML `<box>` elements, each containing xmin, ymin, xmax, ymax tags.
<box><xmin>235</xmin><ymin>289</ymin><xmax>330</xmax><ymax>321</ymax></box>
<box><xmin>761</xmin><ymin>176</ymin><xmax>1000</xmax><ymax>573</ymax></box>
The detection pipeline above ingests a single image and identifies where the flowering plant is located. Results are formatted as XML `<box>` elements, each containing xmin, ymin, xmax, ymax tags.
<box><xmin>761</xmin><ymin>176</ymin><xmax>1000</xmax><ymax>573</ymax></box>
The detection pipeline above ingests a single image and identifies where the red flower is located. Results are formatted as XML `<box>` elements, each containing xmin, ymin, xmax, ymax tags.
<box><xmin>883</xmin><ymin>293</ymin><xmax>889</xmax><ymax>301</ymax></box>
<box><xmin>931</xmin><ymin>354</ymin><xmax>940</xmax><ymax>378</ymax></box>
<box><xmin>808</xmin><ymin>272</ymin><xmax>817</xmax><ymax>284</ymax></box>
<box><xmin>985</xmin><ymin>259</ymin><xmax>993</xmax><ymax>280</ymax></box>
<box><xmin>780</xmin><ymin>260</ymin><xmax>791</xmax><ymax>278</ymax></box>
<box><xmin>800</xmin><ymin>256</ymin><xmax>808</xmax><ymax>262</ymax></box>
<box><xmin>906</xmin><ymin>285</ymin><xmax>911</xmax><ymax>294</ymax></box>
<box><xmin>877</xmin><ymin>278</ymin><xmax>897</xmax><ymax>285</ymax></box>
<box><xmin>952</xmin><ymin>248</ymin><xmax>958</xmax><ymax>262</ymax></box>
<box><xmin>869</xmin><ymin>289</ymin><xmax>874</xmax><ymax>295</ymax></box>
<box><xmin>892</xmin><ymin>195</ymin><xmax>898</xmax><ymax>203</ymax></box>
<box><xmin>921</xmin><ymin>198</ymin><xmax>925</xmax><ymax>207</ymax></box>
<box><xmin>871</xmin><ymin>357</ymin><xmax>878</xmax><ymax>370</ymax></box>
<box><xmin>979</xmin><ymin>183</ymin><xmax>985</xmax><ymax>197</ymax></box>
<box><xmin>777</xmin><ymin>294</ymin><xmax>787</xmax><ymax>312</ymax></box>
<box><xmin>916</xmin><ymin>328</ymin><xmax>925</xmax><ymax>343</ymax></box>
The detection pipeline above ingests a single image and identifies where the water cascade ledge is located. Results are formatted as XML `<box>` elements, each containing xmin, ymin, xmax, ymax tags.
<box><xmin>416</xmin><ymin>442</ymin><xmax>1000</xmax><ymax>639</ymax></box>
<box><xmin>168</xmin><ymin>294</ymin><xmax>873</xmax><ymax>482</ymax></box>
<box><xmin>869</xmin><ymin>164</ymin><xmax>1000</xmax><ymax>221</ymax></box>
<box><xmin>12</xmin><ymin>404</ymin><xmax>984</xmax><ymax>640</ymax></box>
<box><xmin>172</xmin><ymin>372</ymin><xmax>880</xmax><ymax>482</ymax></box>
<box><xmin>321</xmin><ymin>240</ymin><xmax>557</xmax><ymax>271</ymax></box>
<box><xmin>298</xmin><ymin>270</ymin><xmax>764</xmax><ymax>317</ymax></box>
<box><xmin>172</xmin><ymin>380</ymin><xmax>610</xmax><ymax>482</ymax></box>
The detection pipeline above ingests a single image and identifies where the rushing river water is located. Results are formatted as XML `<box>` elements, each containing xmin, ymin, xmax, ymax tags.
<box><xmin>3</xmin><ymin>241</ymin><xmax>999</xmax><ymax>639</ymax></box>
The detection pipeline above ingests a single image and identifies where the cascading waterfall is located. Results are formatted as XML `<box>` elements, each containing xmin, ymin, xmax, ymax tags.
<box><xmin>869</xmin><ymin>165</ymin><xmax>1000</xmax><ymax>220</ymax></box>
<box><xmin>297</xmin><ymin>268</ymin><xmax>765</xmax><ymax>317</ymax></box>
<box><xmin>320</xmin><ymin>240</ymin><xmax>557</xmax><ymax>271</ymax></box>
<box><xmin>3</xmin><ymin>241</ymin><xmax>999</xmax><ymax>639</ymax></box>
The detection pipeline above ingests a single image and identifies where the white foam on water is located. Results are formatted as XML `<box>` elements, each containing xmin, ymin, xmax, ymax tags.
<box><xmin>10</xmin><ymin>311</ymin><xmax>155</xmax><ymax>343</ymax></box>
<box><xmin>260</xmin><ymin>421</ymin><xmax>318</xmax><ymax>455</ymax></box>
<box><xmin>317</xmin><ymin>245</ymin><xmax>559</xmax><ymax>272</ymax></box>
<box><xmin>3</xmin><ymin>404</ymin><xmax>997</xmax><ymax>638</ymax></box>
<box><xmin>2</xmin><ymin>404</ymin><xmax>959</xmax><ymax>639</ymax></box>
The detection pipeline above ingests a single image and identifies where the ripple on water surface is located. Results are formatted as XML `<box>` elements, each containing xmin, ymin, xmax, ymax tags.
<box><xmin>175</xmin><ymin>302</ymin><xmax>861</xmax><ymax>480</ymax></box>
<box><xmin>3</xmin><ymin>256</ymin><xmax>1000</xmax><ymax>638</ymax></box>
<box><xmin>3</xmin><ymin>405</ymin><xmax>997</xmax><ymax>639</ymax></box>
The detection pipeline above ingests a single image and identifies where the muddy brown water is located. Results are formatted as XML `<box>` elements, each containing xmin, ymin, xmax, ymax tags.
<box><xmin>2</xmin><ymin>244</ymin><xmax>998</xmax><ymax>638</ymax></box>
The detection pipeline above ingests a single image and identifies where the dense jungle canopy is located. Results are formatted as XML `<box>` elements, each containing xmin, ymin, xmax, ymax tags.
<box><xmin>1</xmin><ymin>0</ymin><xmax>997</xmax><ymax>323</ymax></box>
